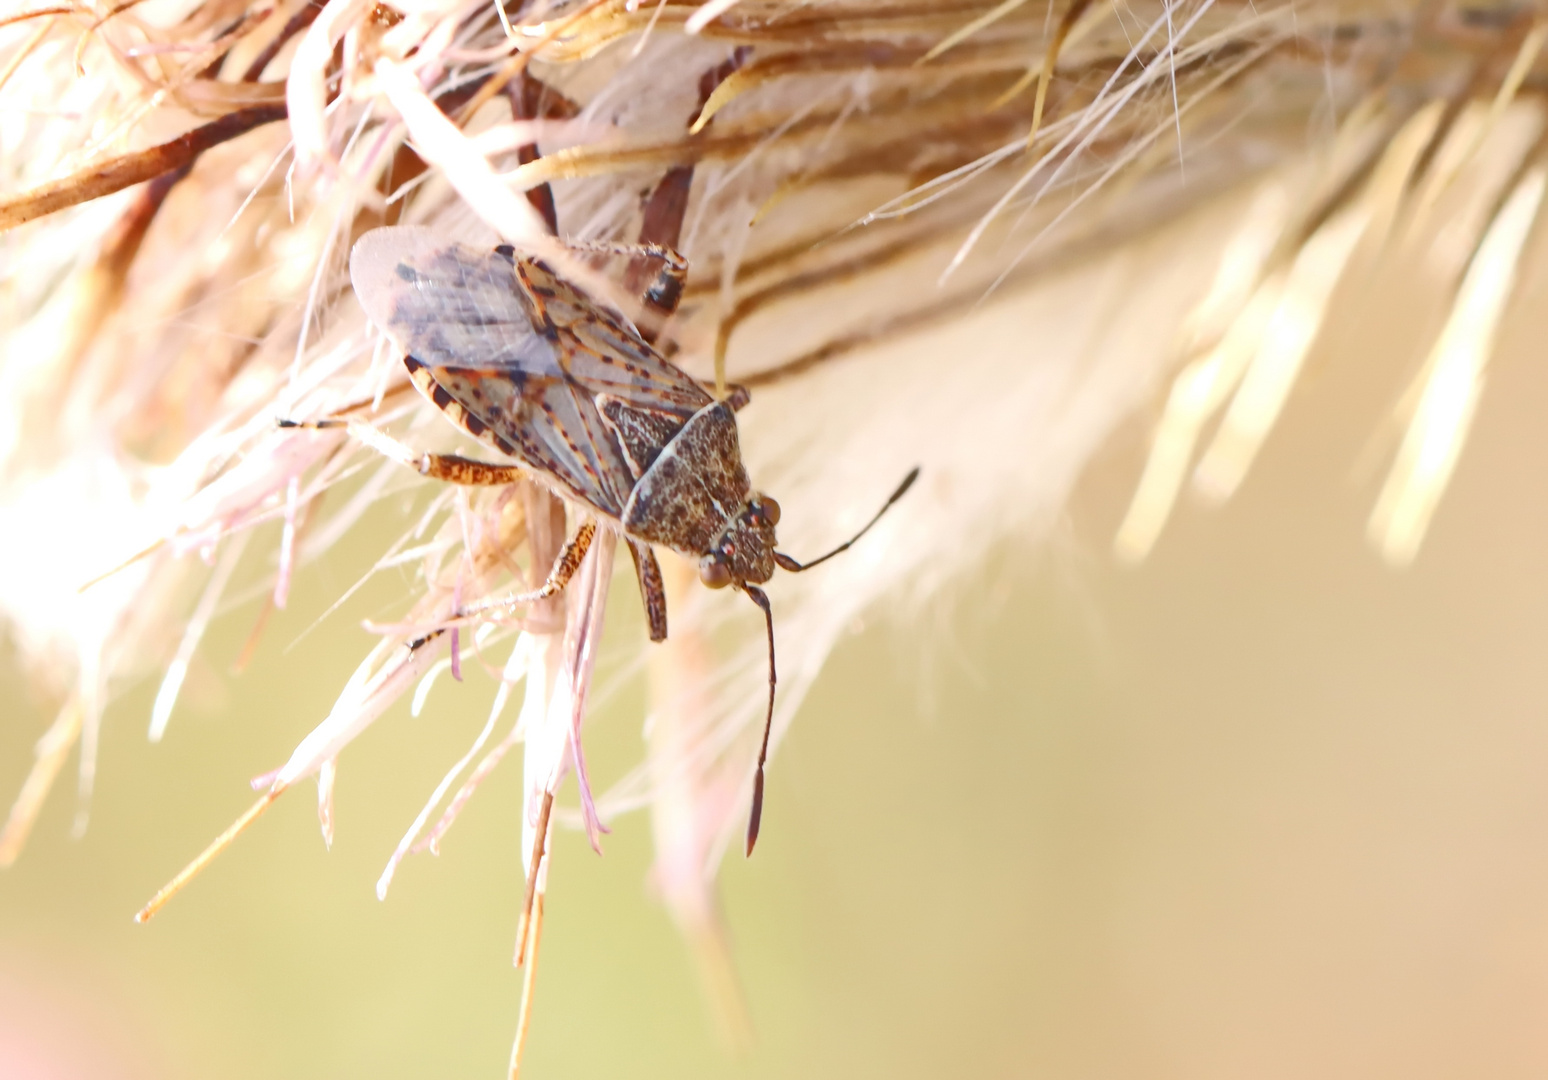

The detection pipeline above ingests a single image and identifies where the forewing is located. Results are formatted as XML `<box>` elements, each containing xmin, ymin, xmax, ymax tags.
<box><xmin>421</xmin><ymin>364</ymin><xmax>634</xmax><ymax>519</ymax></box>
<box><xmin>355</xmin><ymin>228</ymin><xmax>636</xmax><ymax>516</ymax></box>
<box><xmin>351</xmin><ymin>227</ymin><xmax>559</xmax><ymax>376</ymax></box>
<box><xmin>352</xmin><ymin>230</ymin><xmax>711</xmax><ymax>519</ymax></box>
<box><xmin>520</xmin><ymin>260</ymin><xmax>713</xmax><ymax>415</ymax></box>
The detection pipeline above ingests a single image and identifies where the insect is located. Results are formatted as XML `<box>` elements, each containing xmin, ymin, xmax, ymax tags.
<box><xmin>346</xmin><ymin>225</ymin><xmax>918</xmax><ymax>854</ymax></box>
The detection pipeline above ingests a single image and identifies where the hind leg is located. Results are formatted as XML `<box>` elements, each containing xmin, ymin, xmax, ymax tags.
<box><xmin>277</xmin><ymin>419</ymin><xmax>525</xmax><ymax>486</ymax></box>
<box><xmin>461</xmin><ymin>521</ymin><xmax>597</xmax><ymax>617</ymax></box>
<box><xmin>623</xmin><ymin>47</ymin><xmax>752</xmax><ymax>344</ymax></box>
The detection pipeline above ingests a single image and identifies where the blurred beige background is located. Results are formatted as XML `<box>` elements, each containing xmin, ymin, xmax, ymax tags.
<box><xmin>5</xmin><ymin>242</ymin><xmax>1548</xmax><ymax>1079</ymax></box>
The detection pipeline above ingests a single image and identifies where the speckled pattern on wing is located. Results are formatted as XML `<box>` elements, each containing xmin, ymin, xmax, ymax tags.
<box><xmin>622</xmin><ymin>402</ymin><xmax>750</xmax><ymax>556</ymax></box>
<box><xmin>353</xmin><ymin>230</ymin><xmax>722</xmax><ymax>521</ymax></box>
<box><xmin>518</xmin><ymin>258</ymin><xmax>713</xmax><ymax>413</ymax></box>
<box><xmin>424</xmin><ymin>361</ymin><xmax>635</xmax><ymax>517</ymax></box>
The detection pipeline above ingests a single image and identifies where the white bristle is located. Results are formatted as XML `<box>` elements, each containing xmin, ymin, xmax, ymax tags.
<box><xmin>1</xmin><ymin>0</ymin><xmax>1544</xmax><ymax>1039</ymax></box>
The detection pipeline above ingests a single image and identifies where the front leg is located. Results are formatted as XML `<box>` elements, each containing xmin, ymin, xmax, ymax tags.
<box><xmin>627</xmin><ymin>539</ymin><xmax>668</xmax><ymax>642</ymax></box>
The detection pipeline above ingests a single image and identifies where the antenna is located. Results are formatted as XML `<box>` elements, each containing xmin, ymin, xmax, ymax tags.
<box><xmin>774</xmin><ymin>466</ymin><xmax>919</xmax><ymax>574</ymax></box>
<box><xmin>741</xmin><ymin>584</ymin><xmax>776</xmax><ymax>856</ymax></box>
<box><xmin>743</xmin><ymin>467</ymin><xmax>920</xmax><ymax>855</ymax></box>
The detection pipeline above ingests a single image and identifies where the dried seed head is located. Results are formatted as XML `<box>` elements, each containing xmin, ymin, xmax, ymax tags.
<box><xmin>1</xmin><ymin>0</ymin><xmax>1545</xmax><ymax>1062</ymax></box>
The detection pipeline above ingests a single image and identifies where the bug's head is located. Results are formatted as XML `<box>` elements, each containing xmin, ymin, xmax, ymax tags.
<box><xmin>698</xmin><ymin>494</ymin><xmax>781</xmax><ymax>589</ymax></box>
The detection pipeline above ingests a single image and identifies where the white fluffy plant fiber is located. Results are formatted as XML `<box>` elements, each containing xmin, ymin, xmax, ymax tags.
<box><xmin>2</xmin><ymin>0</ymin><xmax>1545</xmax><ymax>1048</ymax></box>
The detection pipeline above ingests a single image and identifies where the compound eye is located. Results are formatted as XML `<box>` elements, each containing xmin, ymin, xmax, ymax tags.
<box><xmin>758</xmin><ymin>497</ymin><xmax>781</xmax><ymax>527</ymax></box>
<box><xmin>698</xmin><ymin>553</ymin><xmax>733</xmax><ymax>589</ymax></box>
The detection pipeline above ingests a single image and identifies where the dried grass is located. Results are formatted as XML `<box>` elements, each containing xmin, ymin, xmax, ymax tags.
<box><xmin>2</xmin><ymin>0</ymin><xmax>1545</xmax><ymax>1067</ymax></box>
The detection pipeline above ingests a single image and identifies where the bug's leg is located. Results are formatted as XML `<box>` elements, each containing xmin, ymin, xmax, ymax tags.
<box><xmin>533</xmin><ymin>520</ymin><xmax>596</xmax><ymax>600</ymax></box>
<box><xmin>277</xmin><ymin>418</ymin><xmax>524</xmax><ymax>486</ymax></box>
<box><xmin>626</xmin><ymin>539</ymin><xmax>668</xmax><ymax>642</ymax></box>
<box><xmin>616</xmin><ymin>48</ymin><xmax>752</xmax><ymax>344</ymax></box>
<box><xmin>407</xmin><ymin>454</ymin><xmax>524</xmax><ymax>487</ymax></box>
<box><xmin>564</xmin><ymin>238</ymin><xmax>687</xmax><ymax>268</ymax></box>
<box><xmin>557</xmin><ymin>238</ymin><xmax>689</xmax><ymax>347</ymax></box>
<box><xmin>503</xmin><ymin>68</ymin><xmax>695</xmax><ymax>337</ymax></box>
<box><xmin>547</xmin><ymin>53</ymin><xmax>750</xmax><ymax>346</ymax></box>
<box><xmin>462</xmin><ymin>520</ymin><xmax>597</xmax><ymax>617</ymax></box>
<box><xmin>621</xmin><ymin>238</ymin><xmax>691</xmax><ymax>344</ymax></box>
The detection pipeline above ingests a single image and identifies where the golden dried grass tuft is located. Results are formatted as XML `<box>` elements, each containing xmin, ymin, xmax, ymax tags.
<box><xmin>3</xmin><ymin>0</ymin><xmax>1547</xmax><ymax>1061</ymax></box>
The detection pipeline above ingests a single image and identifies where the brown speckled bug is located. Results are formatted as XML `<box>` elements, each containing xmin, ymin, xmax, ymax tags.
<box><xmin>347</xmin><ymin>226</ymin><xmax>916</xmax><ymax>853</ymax></box>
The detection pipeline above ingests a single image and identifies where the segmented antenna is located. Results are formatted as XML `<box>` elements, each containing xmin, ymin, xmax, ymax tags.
<box><xmin>774</xmin><ymin>467</ymin><xmax>920</xmax><ymax>574</ymax></box>
<box><xmin>742</xmin><ymin>584</ymin><xmax>776</xmax><ymax>856</ymax></box>
<box><xmin>744</xmin><ymin>466</ymin><xmax>920</xmax><ymax>855</ymax></box>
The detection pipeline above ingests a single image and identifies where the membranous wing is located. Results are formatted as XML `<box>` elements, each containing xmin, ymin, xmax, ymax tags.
<box><xmin>351</xmin><ymin>227</ymin><xmax>711</xmax><ymax>518</ymax></box>
<box><xmin>351</xmin><ymin>226</ymin><xmax>558</xmax><ymax>375</ymax></box>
